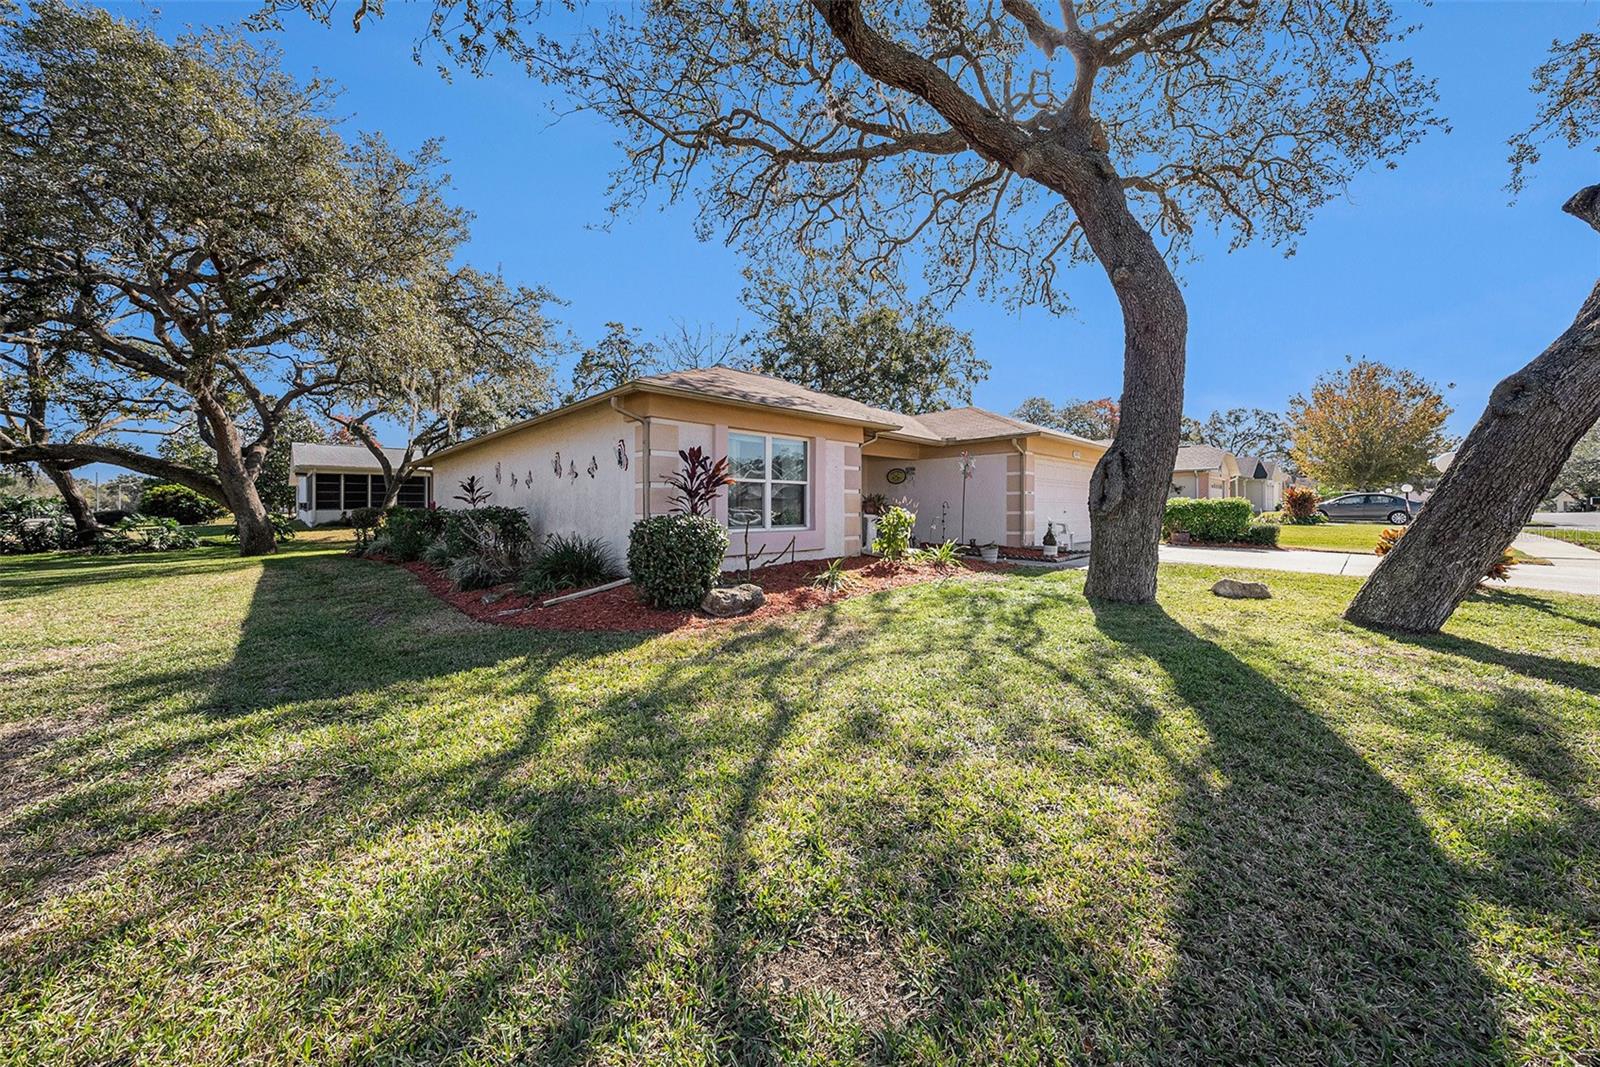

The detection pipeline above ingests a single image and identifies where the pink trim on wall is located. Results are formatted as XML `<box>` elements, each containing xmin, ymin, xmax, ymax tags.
<box><xmin>713</xmin><ymin>423</ymin><xmax>831</xmax><ymax>556</ymax></box>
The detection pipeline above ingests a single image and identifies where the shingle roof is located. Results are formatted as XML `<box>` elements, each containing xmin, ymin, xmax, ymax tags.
<box><xmin>636</xmin><ymin>367</ymin><xmax>925</xmax><ymax>436</ymax></box>
<box><xmin>290</xmin><ymin>442</ymin><xmax>423</xmax><ymax>471</ymax></box>
<box><xmin>912</xmin><ymin>406</ymin><xmax>1101</xmax><ymax>447</ymax></box>
<box><xmin>1173</xmin><ymin>444</ymin><xmax>1231</xmax><ymax>472</ymax></box>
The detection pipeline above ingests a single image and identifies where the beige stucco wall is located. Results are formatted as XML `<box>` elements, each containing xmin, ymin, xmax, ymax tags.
<box><xmin>863</xmin><ymin>448</ymin><xmax>1010</xmax><ymax>546</ymax></box>
<box><xmin>627</xmin><ymin>393</ymin><xmax>867</xmax><ymax>567</ymax></box>
<box><xmin>431</xmin><ymin>404</ymin><xmax>636</xmax><ymax>562</ymax></box>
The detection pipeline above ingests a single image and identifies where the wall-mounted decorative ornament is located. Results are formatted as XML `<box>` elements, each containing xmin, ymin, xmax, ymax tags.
<box><xmin>616</xmin><ymin>439</ymin><xmax>629</xmax><ymax>470</ymax></box>
<box><xmin>886</xmin><ymin>467</ymin><xmax>908</xmax><ymax>485</ymax></box>
<box><xmin>586</xmin><ymin>455</ymin><xmax>598</xmax><ymax>478</ymax></box>
<box><xmin>511</xmin><ymin>471</ymin><xmax>519</xmax><ymax>488</ymax></box>
<box><xmin>526</xmin><ymin>470</ymin><xmax>533</xmax><ymax>487</ymax></box>
<box><xmin>568</xmin><ymin>460</ymin><xmax>578</xmax><ymax>481</ymax></box>
<box><xmin>494</xmin><ymin>461</ymin><xmax>502</xmax><ymax>484</ymax></box>
<box><xmin>552</xmin><ymin>452</ymin><xmax>562</xmax><ymax>476</ymax></box>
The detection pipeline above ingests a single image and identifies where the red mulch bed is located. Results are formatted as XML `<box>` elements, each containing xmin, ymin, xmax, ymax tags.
<box><xmin>398</xmin><ymin>555</ymin><xmax>1014</xmax><ymax>633</ymax></box>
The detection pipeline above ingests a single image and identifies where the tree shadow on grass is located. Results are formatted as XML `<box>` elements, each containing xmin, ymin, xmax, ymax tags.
<box><xmin>1087</xmin><ymin>599</ymin><xmax>1508</xmax><ymax>1064</ymax></box>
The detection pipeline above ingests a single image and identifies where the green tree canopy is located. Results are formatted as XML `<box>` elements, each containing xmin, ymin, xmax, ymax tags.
<box><xmin>743</xmin><ymin>273</ymin><xmax>988</xmax><ymax>414</ymax></box>
<box><xmin>1289</xmin><ymin>359</ymin><xmax>1454</xmax><ymax>490</ymax></box>
<box><xmin>0</xmin><ymin>4</ymin><xmax>538</xmax><ymax>553</ymax></box>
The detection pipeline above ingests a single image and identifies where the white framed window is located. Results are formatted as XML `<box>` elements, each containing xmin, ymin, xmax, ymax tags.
<box><xmin>727</xmin><ymin>432</ymin><xmax>808</xmax><ymax>530</ymax></box>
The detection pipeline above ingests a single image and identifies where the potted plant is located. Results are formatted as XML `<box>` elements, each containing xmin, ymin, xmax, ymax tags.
<box><xmin>978</xmin><ymin>541</ymin><xmax>1000</xmax><ymax>563</ymax></box>
<box><xmin>1041</xmin><ymin>522</ymin><xmax>1058</xmax><ymax>559</ymax></box>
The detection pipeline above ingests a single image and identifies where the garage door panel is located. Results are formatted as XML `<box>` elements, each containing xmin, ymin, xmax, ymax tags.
<box><xmin>1033</xmin><ymin>457</ymin><xmax>1092</xmax><ymax>546</ymax></box>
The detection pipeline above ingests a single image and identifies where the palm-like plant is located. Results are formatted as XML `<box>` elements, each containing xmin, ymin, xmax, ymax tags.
<box><xmin>665</xmin><ymin>447</ymin><xmax>733</xmax><ymax>517</ymax></box>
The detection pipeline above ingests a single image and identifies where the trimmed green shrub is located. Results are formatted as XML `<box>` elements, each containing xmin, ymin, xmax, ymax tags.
<box><xmin>441</xmin><ymin>506</ymin><xmax>530</xmax><ymax>559</ymax></box>
<box><xmin>1240</xmin><ymin>522</ymin><xmax>1281</xmax><ymax>546</ymax></box>
<box><xmin>872</xmin><ymin>505</ymin><xmax>916</xmax><ymax>559</ymax></box>
<box><xmin>522</xmin><ymin>533</ymin><xmax>619</xmax><ymax>597</ymax></box>
<box><xmin>627</xmin><ymin>514</ymin><xmax>728</xmax><ymax>609</ymax></box>
<box><xmin>381</xmin><ymin>507</ymin><xmax>445</xmax><ymax>562</ymax></box>
<box><xmin>140</xmin><ymin>483</ymin><xmax>224</xmax><ymax>525</ymax></box>
<box><xmin>1163</xmin><ymin>497</ymin><xmax>1253</xmax><ymax>543</ymax></box>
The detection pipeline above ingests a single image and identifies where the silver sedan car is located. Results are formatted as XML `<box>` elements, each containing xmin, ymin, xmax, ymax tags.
<box><xmin>1316</xmin><ymin>492</ymin><xmax>1415</xmax><ymax>525</ymax></box>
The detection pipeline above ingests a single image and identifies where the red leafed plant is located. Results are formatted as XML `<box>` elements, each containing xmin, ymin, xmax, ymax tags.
<box><xmin>666</xmin><ymin>446</ymin><xmax>733</xmax><ymax>517</ymax></box>
<box><xmin>1282</xmin><ymin>484</ymin><xmax>1319</xmax><ymax>522</ymax></box>
<box><xmin>1375</xmin><ymin>526</ymin><xmax>1516</xmax><ymax>585</ymax></box>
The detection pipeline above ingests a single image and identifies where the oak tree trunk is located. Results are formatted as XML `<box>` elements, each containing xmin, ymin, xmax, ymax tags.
<box><xmin>41</xmin><ymin>464</ymin><xmax>100</xmax><ymax>546</ymax></box>
<box><xmin>1077</xmin><ymin>172</ymin><xmax>1188</xmax><ymax>604</ymax></box>
<box><xmin>198</xmin><ymin>393</ymin><xmax>278</xmax><ymax>557</ymax></box>
<box><xmin>1345</xmin><ymin>185</ymin><xmax>1600</xmax><ymax>632</ymax></box>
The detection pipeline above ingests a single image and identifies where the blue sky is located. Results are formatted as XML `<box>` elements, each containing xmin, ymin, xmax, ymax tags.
<box><xmin>125</xmin><ymin>1</ymin><xmax>1599</xmax><ymax>443</ymax></box>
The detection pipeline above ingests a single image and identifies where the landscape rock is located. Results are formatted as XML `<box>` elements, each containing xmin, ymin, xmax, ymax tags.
<box><xmin>701</xmin><ymin>583</ymin><xmax>765</xmax><ymax>617</ymax></box>
<box><xmin>1212</xmin><ymin>577</ymin><xmax>1272</xmax><ymax>600</ymax></box>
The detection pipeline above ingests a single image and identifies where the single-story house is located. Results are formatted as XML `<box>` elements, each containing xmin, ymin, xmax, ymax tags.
<box><xmin>1235</xmin><ymin>455</ymin><xmax>1290</xmax><ymax>512</ymax></box>
<box><xmin>290</xmin><ymin>443</ymin><xmax>433</xmax><ymax>526</ymax></box>
<box><xmin>413</xmin><ymin>366</ymin><xmax>1108</xmax><ymax>569</ymax></box>
<box><xmin>1170</xmin><ymin>444</ymin><xmax>1242</xmax><ymax>501</ymax></box>
<box><xmin>1168</xmin><ymin>444</ymin><xmax>1289</xmax><ymax>512</ymax></box>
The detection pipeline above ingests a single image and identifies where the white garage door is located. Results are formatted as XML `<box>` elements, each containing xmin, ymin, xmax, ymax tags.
<box><xmin>1033</xmin><ymin>457</ymin><xmax>1093</xmax><ymax>547</ymax></box>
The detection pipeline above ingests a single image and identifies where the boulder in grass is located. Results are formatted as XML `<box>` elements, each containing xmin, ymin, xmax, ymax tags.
<box><xmin>1212</xmin><ymin>577</ymin><xmax>1272</xmax><ymax>600</ymax></box>
<box><xmin>701</xmin><ymin>583</ymin><xmax>765</xmax><ymax>617</ymax></box>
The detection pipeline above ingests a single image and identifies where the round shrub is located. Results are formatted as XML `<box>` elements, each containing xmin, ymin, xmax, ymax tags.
<box><xmin>139</xmin><ymin>483</ymin><xmax>224</xmax><ymax>525</ymax></box>
<box><xmin>1162</xmin><ymin>497</ymin><xmax>1253</xmax><ymax>543</ymax></box>
<box><xmin>627</xmin><ymin>514</ymin><xmax>728</xmax><ymax>609</ymax></box>
<box><xmin>381</xmin><ymin>507</ymin><xmax>445</xmax><ymax>562</ymax></box>
<box><xmin>1240</xmin><ymin>522</ymin><xmax>1280</xmax><ymax>547</ymax></box>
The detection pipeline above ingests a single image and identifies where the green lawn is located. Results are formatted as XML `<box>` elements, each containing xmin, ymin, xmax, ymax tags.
<box><xmin>1273</xmin><ymin>520</ymin><xmax>1398</xmax><ymax>553</ymax></box>
<box><xmin>1527</xmin><ymin>526</ymin><xmax>1600</xmax><ymax>550</ymax></box>
<box><xmin>1278</xmin><ymin>522</ymin><xmax>1548</xmax><ymax>563</ymax></box>
<box><xmin>2</xmin><ymin>541</ymin><xmax>1597</xmax><ymax>1065</ymax></box>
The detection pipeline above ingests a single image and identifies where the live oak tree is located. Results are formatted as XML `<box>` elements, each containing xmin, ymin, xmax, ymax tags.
<box><xmin>1550</xmin><ymin>421</ymin><xmax>1600</xmax><ymax>502</ymax></box>
<box><xmin>1013</xmin><ymin>396</ymin><xmax>1119</xmax><ymax>439</ymax></box>
<box><xmin>1186</xmin><ymin>408</ymin><xmax>1291</xmax><ymax>462</ymax></box>
<box><xmin>1287</xmin><ymin>360</ymin><xmax>1453</xmax><ymax>491</ymax></box>
<box><xmin>743</xmin><ymin>271</ymin><xmax>989</xmax><ymax>414</ymax></box>
<box><xmin>566</xmin><ymin>322</ymin><xmax>661</xmax><ymax>405</ymax></box>
<box><xmin>1347</xmin><ymin>27</ymin><xmax>1600</xmax><ymax>632</ymax></box>
<box><xmin>0</xmin><ymin>5</ymin><xmax>487</xmax><ymax>554</ymax></box>
<box><xmin>0</xmin><ymin>338</ymin><xmax>180</xmax><ymax>544</ymax></box>
<box><xmin>324</xmin><ymin>268</ymin><xmax>560</xmax><ymax>507</ymax></box>
<box><xmin>279</xmin><ymin>0</ymin><xmax>1439</xmax><ymax>602</ymax></box>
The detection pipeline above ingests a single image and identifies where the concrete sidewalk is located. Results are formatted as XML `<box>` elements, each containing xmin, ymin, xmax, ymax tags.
<box><xmin>1160</xmin><ymin>534</ymin><xmax>1599</xmax><ymax>597</ymax></box>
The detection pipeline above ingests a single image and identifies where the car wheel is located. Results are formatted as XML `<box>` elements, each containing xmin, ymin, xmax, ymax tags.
<box><xmin>1387</xmin><ymin>510</ymin><xmax>1410</xmax><ymax>525</ymax></box>
<box><xmin>1316</xmin><ymin>509</ymin><xmax>1330</xmax><ymax>521</ymax></box>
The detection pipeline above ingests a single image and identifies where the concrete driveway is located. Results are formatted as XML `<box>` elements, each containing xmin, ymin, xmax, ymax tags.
<box><xmin>1160</xmin><ymin>531</ymin><xmax>1599</xmax><ymax>596</ymax></box>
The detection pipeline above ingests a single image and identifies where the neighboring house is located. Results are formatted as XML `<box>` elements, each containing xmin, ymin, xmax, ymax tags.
<box><xmin>1170</xmin><ymin>445</ymin><xmax>1242</xmax><ymax>501</ymax></box>
<box><xmin>290</xmin><ymin>443</ymin><xmax>433</xmax><ymax>526</ymax></box>
<box><xmin>1236</xmin><ymin>455</ymin><xmax>1290</xmax><ymax>513</ymax></box>
<box><xmin>414</xmin><ymin>366</ymin><xmax>1108</xmax><ymax>570</ymax></box>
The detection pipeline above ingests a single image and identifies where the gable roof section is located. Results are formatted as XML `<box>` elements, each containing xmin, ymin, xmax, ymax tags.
<box><xmin>422</xmin><ymin>366</ymin><xmax>1105</xmax><ymax>463</ymax></box>
<box><xmin>913</xmin><ymin>406</ymin><xmax>1101</xmax><ymax>448</ymax></box>
<box><xmin>635</xmin><ymin>367</ymin><xmax>933</xmax><ymax>439</ymax></box>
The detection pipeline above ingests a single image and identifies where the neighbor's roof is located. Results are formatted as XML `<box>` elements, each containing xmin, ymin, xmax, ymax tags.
<box><xmin>1172</xmin><ymin>444</ymin><xmax>1232</xmax><ymax>472</ymax></box>
<box><xmin>1235</xmin><ymin>454</ymin><xmax>1285</xmax><ymax>480</ymax></box>
<box><xmin>290</xmin><ymin>442</ymin><xmax>426</xmax><ymax>472</ymax></box>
